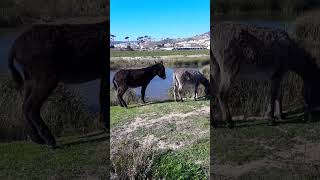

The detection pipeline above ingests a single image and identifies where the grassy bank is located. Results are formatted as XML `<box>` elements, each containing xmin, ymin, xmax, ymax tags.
<box><xmin>212</xmin><ymin>0</ymin><xmax>320</xmax><ymax>16</ymax></box>
<box><xmin>110</xmin><ymin>56</ymin><xmax>210</xmax><ymax>70</ymax></box>
<box><xmin>0</xmin><ymin>0</ymin><xmax>107</xmax><ymax>27</ymax></box>
<box><xmin>110</xmin><ymin>100</ymin><xmax>210</xmax><ymax>179</ymax></box>
<box><xmin>111</xmin><ymin>49</ymin><xmax>209</xmax><ymax>57</ymax></box>
<box><xmin>292</xmin><ymin>10</ymin><xmax>320</xmax><ymax>59</ymax></box>
<box><xmin>110</xmin><ymin>49</ymin><xmax>210</xmax><ymax>69</ymax></box>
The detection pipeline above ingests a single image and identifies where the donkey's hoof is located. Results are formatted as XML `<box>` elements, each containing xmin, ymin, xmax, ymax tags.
<box><xmin>30</xmin><ymin>136</ymin><xmax>46</xmax><ymax>145</ymax></box>
<box><xmin>211</xmin><ymin>121</ymin><xmax>219</xmax><ymax>128</ymax></box>
<box><xmin>267</xmin><ymin>120</ymin><xmax>277</xmax><ymax>126</ymax></box>
<box><xmin>227</xmin><ymin>121</ymin><xmax>235</xmax><ymax>129</ymax></box>
<box><xmin>48</xmin><ymin>144</ymin><xmax>58</xmax><ymax>150</ymax></box>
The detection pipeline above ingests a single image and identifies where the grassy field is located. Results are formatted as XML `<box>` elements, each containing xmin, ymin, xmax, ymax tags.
<box><xmin>0</xmin><ymin>131</ymin><xmax>109</xmax><ymax>179</ymax></box>
<box><xmin>110</xmin><ymin>100</ymin><xmax>210</xmax><ymax>179</ymax></box>
<box><xmin>110</xmin><ymin>49</ymin><xmax>210</xmax><ymax>69</ymax></box>
<box><xmin>110</xmin><ymin>49</ymin><xmax>209</xmax><ymax>57</ymax></box>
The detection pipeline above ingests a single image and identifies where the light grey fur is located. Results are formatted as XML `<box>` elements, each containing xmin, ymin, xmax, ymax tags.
<box><xmin>173</xmin><ymin>69</ymin><xmax>209</xmax><ymax>102</ymax></box>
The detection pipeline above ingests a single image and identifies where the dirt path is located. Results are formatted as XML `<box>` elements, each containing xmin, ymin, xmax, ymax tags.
<box><xmin>111</xmin><ymin>106</ymin><xmax>210</xmax><ymax>150</ymax></box>
<box><xmin>211</xmin><ymin>138</ymin><xmax>320</xmax><ymax>178</ymax></box>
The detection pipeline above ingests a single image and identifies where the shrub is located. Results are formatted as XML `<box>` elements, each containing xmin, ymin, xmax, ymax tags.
<box><xmin>109</xmin><ymin>87</ymin><xmax>143</xmax><ymax>106</ymax></box>
<box><xmin>111</xmin><ymin>140</ymin><xmax>154</xmax><ymax>179</ymax></box>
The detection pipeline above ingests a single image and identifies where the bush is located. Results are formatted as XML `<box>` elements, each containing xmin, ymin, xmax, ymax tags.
<box><xmin>293</xmin><ymin>11</ymin><xmax>320</xmax><ymax>62</ymax></box>
<box><xmin>111</xmin><ymin>140</ymin><xmax>154</xmax><ymax>179</ymax></box>
<box><xmin>213</xmin><ymin>0</ymin><xmax>316</xmax><ymax>15</ymax></box>
<box><xmin>0</xmin><ymin>0</ymin><xmax>107</xmax><ymax>27</ymax></box>
<box><xmin>216</xmin><ymin>72</ymin><xmax>303</xmax><ymax>117</ymax></box>
<box><xmin>0</xmin><ymin>75</ymin><xmax>97</xmax><ymax>142</ymax></box>
<box><xmin>293</xmin><ymin>11</ymin><xmax>320</xmax><ymax>42</ymax></box>
<box><xmin>110</xmin><ymin>87</ymin><xmax>144</xmax><ymax>106</ymax></box>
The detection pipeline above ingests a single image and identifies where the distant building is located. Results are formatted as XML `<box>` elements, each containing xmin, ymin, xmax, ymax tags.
<box><xmin>160</xmin><ymin>47</ymin><xmax>174</xmax><ymax>51</ymax></box>
<box><xmin>173</xmin><ymin>47</ymin><xmax>207</xmax><ymax>50</ymax></box>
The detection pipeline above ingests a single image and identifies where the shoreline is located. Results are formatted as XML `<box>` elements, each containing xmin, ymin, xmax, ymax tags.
<box><xmin>110</xmin><ymin>54</ymin><xmax>210</xmax><ymax>69</ymax></box>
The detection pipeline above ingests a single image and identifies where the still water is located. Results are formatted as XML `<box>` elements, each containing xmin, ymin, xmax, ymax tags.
<box><xmin>110</xmin><ymin>67</ymin><xmax>196</xmax><ymax>101</ymax></box>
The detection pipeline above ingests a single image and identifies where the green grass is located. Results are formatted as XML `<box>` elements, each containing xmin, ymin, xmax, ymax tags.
<box><xmin>0</xmin><ymin>132</ymin><xmax>109</xmax><ymax>179</ymax></box>
<box><xmin>153</xmin><ymin>149</ymin><xmax>208</xmax><ymax>179</ymax></box>
<box><xmin>110</xmin><ymin>49</ymin><xmax>209</xmax><ymax>57</ymax></box>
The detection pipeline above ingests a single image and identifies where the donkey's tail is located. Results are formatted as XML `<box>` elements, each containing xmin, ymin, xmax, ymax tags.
<box><xmin>8</xmin><ymin>46</ymin><xmax>23</xmax><ymax>89</ymax></box>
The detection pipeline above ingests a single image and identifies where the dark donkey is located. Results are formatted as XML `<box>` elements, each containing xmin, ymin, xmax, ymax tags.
<box><xmin>113</xmin><ymin>61</ymin><xmax>166</xmax><ymax>107</ymax></box>
<box><xmin>8</xmin><ymin>21</ymin><xmax>108</xmax><ymax>148</ymax></box>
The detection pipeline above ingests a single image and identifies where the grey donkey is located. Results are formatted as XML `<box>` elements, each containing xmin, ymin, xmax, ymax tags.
<box><xmin>173</xmin><ymin>69</ymin><xmax>210</xmax><ymax>102</ymax></box>
<box><xmin>211</xmin><ymin>22</ymin><xmax>320</xmax><ymax>128</ymax></box>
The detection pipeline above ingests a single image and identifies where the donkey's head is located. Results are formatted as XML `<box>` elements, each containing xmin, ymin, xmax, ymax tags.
<box><xmin>200</xmin><ymin>76</ymin><xmax>211</xmax><ymax>97</ymax></box>
<box><xmin>227</xmin><ymin>29</ymin><xmax>264</xmax><ymax>64</ymax></box>
<box><xmin>154</xmin><ymin>61</ymin><xmax>166</xmax><ymax>79</ymax></box>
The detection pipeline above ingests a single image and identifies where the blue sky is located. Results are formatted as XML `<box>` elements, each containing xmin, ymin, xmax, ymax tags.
<box><xmin>111</xmin><ymin>0</ymin><xmax>209</xmax><ymax>41</ymax></box>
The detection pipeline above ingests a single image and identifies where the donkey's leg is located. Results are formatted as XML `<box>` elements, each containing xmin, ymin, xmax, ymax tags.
<box><xmin>25</xmin><ymin>76</ymin><xmax>58</xmax><ymax>147</ymax></box>
<box><xmin>173</xmin><ymin>82</ymin><xmax>179</xmax><ymax>102</ymax></box>
<box><xmin>100</xmin><ymin>76</ymin><xmax>109</xmax><ymax>131</ymax></box>
<box><xmin>217</xmin><ymin>70</ymin><xmax>234</xmax><ymax>128</ymax></box>
<box><xmin>266</xmin><ymin>78</ymin><xmax>282</xmax><ymax>125</ymax></box>
<box><xmin>173</xmin><ymin>84</ymin><xmax>177</xmax><ymax>102</ymax></box>
<box><xmin>218</xmin><ymin>90</ymin><xmax>233</xmax><ymax>128</ymax></box>
<box><xmin>117</xmin><ymin>86</ymin><xmax>128</xmax><ymax>108</ymax></box>
<box><xmin>141</xmin><ymin>85</ymin><xmax>147</xmax><ymax>104</ymax></box>
<box><xmin>178</xmin><ymin>85</ymin><xmax>183</xmax><ymax>102</ymax></box>
<box><xmin>22</xmin><ymin>80</ymin><xmax>46</xmax><ymax>144</ymax></box>
<box><xmin>194</xmin><ymin>83</ymin><xmax>199</xmax><ymax>101</ymax></box>
<box><xmin>116</xmin><ymin>84</ymin><xmax>125</xmax><ymax>107</ymax></box>
<box><xmin>275</xmin><ymin>84</ymin><xmax>284</xmax><ymax>119</ymax></box>
<box><xmin>210</xmin><ymin>58</ymin><xmax>221</xmax><ymax>127</ymax></box>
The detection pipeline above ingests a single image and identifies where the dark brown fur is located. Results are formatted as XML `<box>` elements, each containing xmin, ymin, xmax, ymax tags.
<box><xmin>8</xmin><ymin>21</ymin><xmax>108</xmax><ymax>147</ymax></box>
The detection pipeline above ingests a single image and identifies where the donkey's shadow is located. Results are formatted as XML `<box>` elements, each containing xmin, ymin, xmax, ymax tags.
<box><xmin>127</xmin><ymin>98</ymin><xmax>210</xmax><ymax>109</ymax></box>
<box><xmin>212</xmin><ymin>107</ymin><xmax>318</xmax><ymax>129</ymax></box>
<box><xmin>57</xmin><ymin>130</ymin><xmax>108</xmax><ymax>149</ymax></box>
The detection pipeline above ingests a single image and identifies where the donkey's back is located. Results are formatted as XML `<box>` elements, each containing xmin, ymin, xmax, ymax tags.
<box><xmin>173</xmin><ymin>69</ymin><xmax>209</xmax><ymax>101</ymax></box>
<box><xmin>173</xmin><ymin>69</ymin><xmax>204</xmax><ymax>86</ymax></box>
<box><xmin>10</xmin><ymin>22</ymin><xmax>107</xmax><ymax>84</ymax></box>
